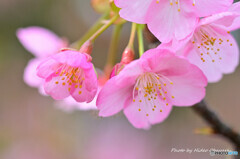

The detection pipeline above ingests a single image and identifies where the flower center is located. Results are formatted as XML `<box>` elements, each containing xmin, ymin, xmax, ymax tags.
<box><xmin>54</xmin><ymin>64</ymin><xmax>85</xmax><ymax>93</ymax></box>
<box><xmin>156</xmin><ymin>0</ymin><xmax>196</xmax><ymax>12</ymax></box>
<box><xmin>132</xmin><ymin>72</ymin><xmax>175</xmax><ymax>116</ymax></box>
<box><xmin>191</xmin><ymin>26</ymin><xmax>233</xmax><ymax>63</ymax></box>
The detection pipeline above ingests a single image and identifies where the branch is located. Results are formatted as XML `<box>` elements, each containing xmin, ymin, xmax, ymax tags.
<box><xmin>193</xmin><ymin>100</ymin><xmax>240</xmax><ymax>153</ymax></box>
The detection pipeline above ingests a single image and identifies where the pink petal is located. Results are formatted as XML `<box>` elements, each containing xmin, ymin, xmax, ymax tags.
<box><xmin>146</xmin><ymin>0</ymin><xmax>197</xmax><ymax>42</ymax></box>
<box><xmin>23</xmin><ymin>58</ymin><xmax>43</xmax><ymax>87</ymax></box>
<box><xmin>16</xmin><ymin>26</ymin><xmax>66</xmax><ymax>57</ymax></box>
<box><xmin>142</xmin><ymin>48</ymin><xmax>195</xmax><ymax>76</ymax></box>
<box><xmin>227</xmin><ymin>2</ymin><xmax>240</xmax><ymax>31</ymax></box>
<box><xmin>44</xmin><ymin>75</ymin><xmax>71</xmax><ymax>100</ymax></box>
<box><xmin>71</xmin><ymin>83</ymin><xmax>97</xmax><ymax>103</ymax></box>
<box><xmin>70</xmin><ymin>63</ymin><xmax>98</xmax><ymax>103</ymax></box>
<box><xmin>114</xmin><ymin>60</ymin><xmax>146</xmax><ymax>87</ymax></box>
<box><xmin>193</xmin><ymin>0</ymin><xmax>233</xmax><ymax>17</ymax></box>
<box><xmin>124</xmin><ymin>96</ymin><xmax>173</xmax><ymax>129</ymax></box>
<box><xmin>97</xmin><ymin>76</ymin><xmax>133</xmax><ymax>117</ymax></box>
<box><xmin>184</xmin><ymin>45</ymin><xmax>223</xmax><ymax>82</ymax></box>
<box><xmin>52</xmin><ymin>51</ymin><xmax>92</xmax><ymax>69</ymax></box>
<box><xmin>115</xmin><ymin>0</ymin><xmax>152</xmax><ymax>24</ymax></box>
<box><xmin>37</xmin><ymin>58</ymin><xmax>59</xmax><ymax>79</ymax></box>
<box><xmin>167</xmin><ymin>68</ymin><xmax>207</xmax><ymax>106</ymax></box>
<box><xmin>184</xmin><ymin>33</ymin><xmax>239</xmax><ymax>82</ymax></box>
<box><xmin>199</xmin><ymin>12</ymin><xmax>239</xmax><ymax>29</ymax></box>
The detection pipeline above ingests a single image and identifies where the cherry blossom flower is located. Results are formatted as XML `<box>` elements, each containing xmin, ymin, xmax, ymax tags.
<box><xmin>17</xmin><ymin>26</ymin><xmax>67</xmax><ymax>92</ymax></box>
<box><xmin>114</xmin><ymin>0</ymin><xmax>232</xmax><ymax>43</ymax></box>
<box><xmin>37</xmin><ymin>49</ymin><xmax>98</xmax><ymax>102</ymax></box>
<box><xmin>161</xmin><ymin>2</ymin><xmax>240</xmax><ymax>82</ymax></box>
<box><xmin>17</xmin><ymin>27</ymin><xmax>99</xmax><ymax>110</ymax></box>
<box><xmin>97</xmin><ymin>48</ymin><xmax>207</xmax><ymax>129</ymax></box>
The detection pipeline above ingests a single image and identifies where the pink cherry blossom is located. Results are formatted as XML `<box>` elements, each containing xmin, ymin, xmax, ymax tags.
<box><xmin>114</xmin><ymin>0</ymin><xmax>232</xmax><ymax>43</ymax></box>
<box><xmin>17</xmin><ymin>27</ymin><xmax>99</xmax><ymax>110</ymax></box>
<box><xmin>17</xmin><ymin>27</ymin><xmax>67</xmax><ymax>92</ymax></box>
<box><xmin>97</xmin><ymin>48</ymin><xmax>207</xmax><ymax>129</ymax></box>
<box><xmin>161</xmin><ymin>3</ymin><xmax>240</xmax><ymax>82</ymax></box>
<box><xmin>37</xmin><ymin>49</ymin><xmax>98</xmax><ymax>102</ymax></box>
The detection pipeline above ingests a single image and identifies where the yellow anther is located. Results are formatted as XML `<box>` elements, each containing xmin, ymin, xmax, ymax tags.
<box><xmin>78</xmin><ymin>91</ymin><xmax>82</xmax><ymax>94</ymax></box>
<box><xmin>164</xmin><ymin>83</ymin><xmax>167</xmax><ymax>86</ymax></box>
<box><xmin>62</xmin><ymin>82</ymin><xmax>66</xmax><ymax>86</ymax></box>
<box><xmin>201</xmin><ymin>53</ymin><xmax>203</xmax><ymax>56</ymax></box>
<box><xmin>230</xmin><ymin>43</ymin><xmax>233</xmax><ymax>46</ymax></box>
<box><xmin>172</xmin><ymin>96</ymin><xmax>175</xmax><ymax>99</ymax></box>
<box><xmin>139</xmin><ymin>100</ymin><xmax>142</xmax><ymax>102</ymax></box>
<box><xmin>68</xmin><ymin>88</ymin><xmax>71</xmax><ymax>91</ymax></box>
<box><xmin>152</xmin><ymin>108</ymin><xmax>155</xmax><ymax>111</ymax></box>
<box><xmin>75</xmin><ymin>85</ymin><xmax>78</xmax><ymax>88</ymax></box>
<box><xmin>138</xmin><ymin>109</ymin><xmax>141</xmax><ymax>111</ymax></box>
<box><xmin>160</xmin><ymin>109</ymin><xmax>163</xmax><ymax>112</ymax></box>
<box><xmin>164</xmin><ymin>91</ymin><xmax>167</xmax><ymax>94</ymax></box>
<box><xmin>146</xmin><ymin>114</ymin><xmax>149</xmax><ymax>117</ymax></box>
<box><xmin>154</xmin><ymin>105</ymin><xmax>156</xmax><ymax>108</ymax></box>
<box><xmin>163</xmin><ymin>97</ymin><xmax>166</xmax><ymax>100</ymax></box>
<box><xmin>133</xmin><ymin>99</ymin><xmax>136</xmax><ymax>102</ymax></box>
<box><xmin>212</xmin><ymin>60</ymin><xmax>215</xmax><ymax>62</ymax></box>
<box><xmin>166</xmin><ymin>103</ymin><xmax>169</xmax><ymax>106</ymax></box>
<box><xmin>170</xmin><ymin>82</ymin><xmax>173</xmax><ymax>85</ymax></box>
<box><xmin>55</xmin><ymin>81</ymin><xmax>59</xmax><ymax>84</ymax></box>
<box><xmin>79</xmin><ymin>85</ymin><xmax>82</xmax><ymax>88</ymax></box>
<box><xmin>62</xmin><ymin>77</ymin><xmax>65</xmax><ymax>80</ymax></box>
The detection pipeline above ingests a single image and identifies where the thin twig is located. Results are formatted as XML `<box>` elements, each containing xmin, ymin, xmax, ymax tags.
<box><xmin>193</xmin><ymin>100</ymin><xmax>240</xmax><ymax>158</ymax></box>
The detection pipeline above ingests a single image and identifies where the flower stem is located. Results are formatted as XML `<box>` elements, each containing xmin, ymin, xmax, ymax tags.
<box><xmin>89</xmin><ymin>14</ymin><xmax>119</xmax><ymax>43</ymax></box>
<box><xmin>106</xmin><ymin>23</ymin><xmax>123</xmax><ymax>68</ymax></box>
<box><xmin>137</xmin><ymin>24</ymin><xmax>145</xmax><ymax>57</ymax></box>
<box><xmin>127</xmin><ymin>23</ymin><xmax>137</xmax><ymax>49</ymax></box>
<box><xmin>74</xmin><ymin>12</ymin><xmax>110</xmax><ymax>50</ymax></box>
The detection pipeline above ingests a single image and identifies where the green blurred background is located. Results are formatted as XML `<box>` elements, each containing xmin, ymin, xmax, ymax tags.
<box><xmin>0</xmin><ymin>0</ymin><xmax>240</xmax><ymax>158</ymax></box>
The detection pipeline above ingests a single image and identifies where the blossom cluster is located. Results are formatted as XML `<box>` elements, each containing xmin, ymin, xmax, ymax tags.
<box><xmin>17</xmin><ymin>0</ymin><xmax>240</xmax><ymax>129</ymax></box>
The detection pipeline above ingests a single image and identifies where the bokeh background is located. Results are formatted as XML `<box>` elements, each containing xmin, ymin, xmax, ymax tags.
<box><xmin>0</xmin><ymin>0</ymin><xmax>240</xmax><ymax>159</ymax></box>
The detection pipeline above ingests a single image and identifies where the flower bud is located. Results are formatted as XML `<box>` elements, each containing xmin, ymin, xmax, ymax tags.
<box><xmin>91</xmin><ymin>0</ymin><xmax>110</xmax><ymax>14</ymax></box>
<box><xmin>110</xmin><ymin>47</ymin><xmax>134</xmax><ymax>78</ymax></box>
